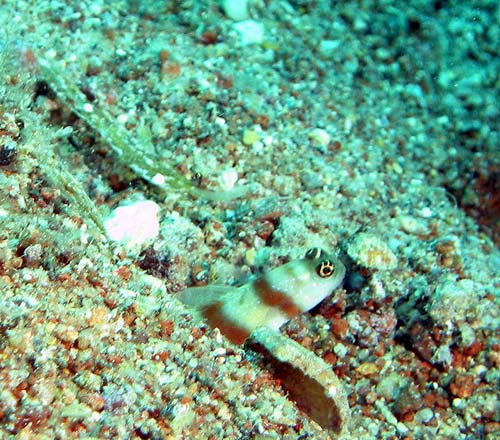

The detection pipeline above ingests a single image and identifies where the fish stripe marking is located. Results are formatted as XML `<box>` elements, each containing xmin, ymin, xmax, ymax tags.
<box><xmin>202</xmin><ymin>302</ymin><xmax>250</xmax><ymax>345</ymax></box>
<box><xmin>253</xmin><ymin>277</ymin><xmax>303</xmax><ymax>318</ymax></box>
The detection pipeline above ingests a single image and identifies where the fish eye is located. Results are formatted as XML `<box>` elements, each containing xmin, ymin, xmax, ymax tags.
<box><xmin>305</xmin><ymin>248</ymin><xmax>323</xmax><ymax>260</ymax></box>
<box><xmin>316</xmin><ymin>259</ymin><xmax>335</xmax><ymax>278</ymax></box>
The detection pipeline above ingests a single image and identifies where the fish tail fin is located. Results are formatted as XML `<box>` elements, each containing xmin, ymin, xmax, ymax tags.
<box><xmin>178</xmin><ymin>285</ymin><xmax>250</xmax><ymax>344</ymax></box>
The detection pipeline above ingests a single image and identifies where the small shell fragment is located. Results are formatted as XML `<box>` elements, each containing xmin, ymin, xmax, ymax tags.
<box><xmin>347</xmin><ymin>232</ymin><xmax>397</xmax><ymax>270</ymax></box>
<box><xmin>397</xmin><ymin>215</ymin><xmax>428</xmax><ymax>235</ymax></box>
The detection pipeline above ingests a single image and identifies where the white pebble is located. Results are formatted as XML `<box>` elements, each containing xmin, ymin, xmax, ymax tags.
<box><xmin>308</xmin><ymin>128</ymin><xmax>331</xmax><ymax>147</ymax></box>
<box><xmin>233</xmin><ymin>20</ymin><xmax>264</xmax><ymax>45</ymax></box>
<box><xmin>222</xmin><ymin>0</ymin><xmax>249</xmax><ymax>21</ymax></box>
<box><xmin>104</xmin><ymin>199</ymin><xmax>160</xmax><ymax>249</ymax></box>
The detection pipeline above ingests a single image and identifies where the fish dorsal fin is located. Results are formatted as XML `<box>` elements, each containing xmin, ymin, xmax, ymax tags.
<box><xmin>179</xmin><ymin>285</ymin><xmax>236</xmax><ymax>310</ymax></box>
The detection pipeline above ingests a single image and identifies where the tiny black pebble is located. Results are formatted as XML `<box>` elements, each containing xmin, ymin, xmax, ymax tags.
<box><xmin>0</xmin><ymin>143</ymin><xmax>17</xmax><ymax>166</ymax></box>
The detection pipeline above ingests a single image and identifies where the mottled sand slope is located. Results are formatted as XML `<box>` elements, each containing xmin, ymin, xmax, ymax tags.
<box><xmin>0</xmin><ymin>0</ymin><xmax>499</xmax><ymax>439</ymax></box>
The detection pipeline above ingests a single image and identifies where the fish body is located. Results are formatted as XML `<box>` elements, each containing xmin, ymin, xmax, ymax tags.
<box><xmin>179</xmin><ymin>248</ymin><xmax>345</xmax><ymax>344</ymax></box>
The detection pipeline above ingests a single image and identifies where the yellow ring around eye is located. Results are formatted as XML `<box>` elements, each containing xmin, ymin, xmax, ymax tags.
<box><xmin>317</xmin><ymin>260</ymin><xmax>335</xmax><ymax>277</ymax></box>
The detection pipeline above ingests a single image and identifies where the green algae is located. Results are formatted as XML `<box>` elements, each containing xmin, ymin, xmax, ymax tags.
<box><xmin>38</xmin><ymin>57</ymin><xmax>248</xmax><ymax>203</ymax></box>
